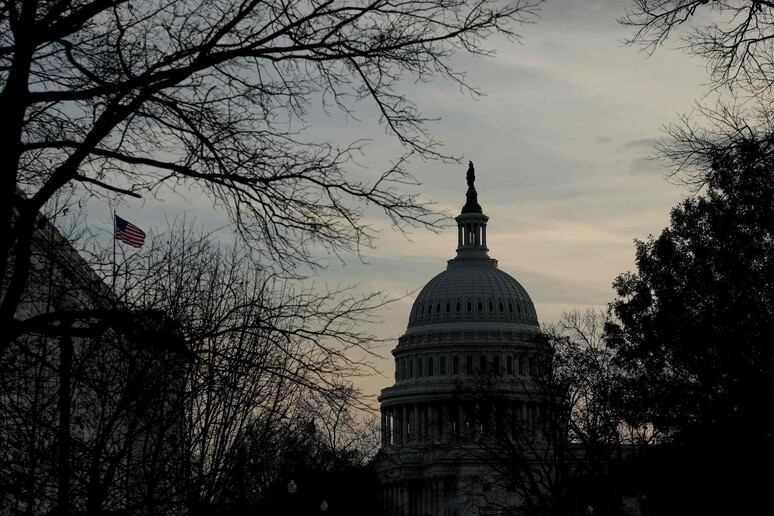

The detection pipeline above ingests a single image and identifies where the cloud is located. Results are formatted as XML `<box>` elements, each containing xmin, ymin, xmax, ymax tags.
<box><xmin>625</xmin><ymin>137</ymin><xmax>659</xmax><ymax>149</ymax></box>
<box><xmin>629</xmin><ymin>156</ymin><xmax>664</xmax><ymax>174</ymax></box>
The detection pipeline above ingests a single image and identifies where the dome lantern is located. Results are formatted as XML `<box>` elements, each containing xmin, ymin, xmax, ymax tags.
<box><xmin>454</xmin><ymin>161</ymin><xmax>491</xmax><ymax>261</ymax></box>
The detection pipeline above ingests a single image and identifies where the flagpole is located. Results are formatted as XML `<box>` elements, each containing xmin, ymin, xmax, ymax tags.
<box><xmin>112</xmin><ymin>209</ymin><xmax>117</xmax><ymax>292</ymax></box>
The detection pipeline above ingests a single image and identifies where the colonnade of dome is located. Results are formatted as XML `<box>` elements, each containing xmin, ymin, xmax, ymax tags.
<box><xmin>380</xmin><ymin>398</ymin><xmax>544</xmax><ymax>447</ymax></box>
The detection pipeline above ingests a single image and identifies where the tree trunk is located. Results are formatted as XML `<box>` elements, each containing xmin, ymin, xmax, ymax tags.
<box><xmin>57</xmin><ymin>333</ymin><xmax>72</xmax><ymax>515</ymax></box>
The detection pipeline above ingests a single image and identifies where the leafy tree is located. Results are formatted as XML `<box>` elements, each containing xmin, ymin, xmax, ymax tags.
<box><xmin>606</xmin><ymin>143</ymin><xmax>774</xmax><ymax>514</ymax></box>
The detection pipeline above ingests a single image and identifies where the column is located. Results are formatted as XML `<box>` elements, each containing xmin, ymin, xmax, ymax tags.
<box><xmin>381</xmin><ymin>408</ymin><xmax>387</xmax><ymax>446</ymax></box>
<box><xmin>386</xmin><ymin>408</ymin><xmax>393</xmax><ymax>445</ymax></box>
<box><xmin>417</xmin><ymin>481</ymin><xmax>423</xmax><ymax>516</ymax></box>
<box><xmin>504</xmin><ymin>402</ymin><xmax>512</xmax><ymax>439</ymax></box>
<box><xmin>441</xmin><ymin>401</ymin><xmax>452</xmax><ymax>442</ymax></box>
<box><xmin>423</xmin><ymin>479</ymin><xmax>429</xmax><ymax>515</ymax></box>
<box><xmin>391</xmin><ymin>407</ymin><xmax>396</xmax><ymax>445</ymax></box>
<box><xmin>435</xmin><ymin>477</ymin><xmax>441</xmax><ymax>515</ymax></box>
<box><xmin>400</xmin><ymin>405</ymin><xmax>411</xmax><ymax>445</ymax></box>
<box><xmin>458</xmin><ymin>403</ymin><xmax>466</xmax><ymax>440</ymax></box>
<box><xmin>427</xmin><ymin>403</ymin><xmax>433</xmax><ymax>442</ymax></box>
<box><xmin>411</xmin><ymin>403</ymin><xmax>422</xmax><ymax>443</ymax></box>
<box><xmin>471</xmin><ymin>402</ymin><xmax>478</xmax><ymax>439</ymax></box>
<box><xmin>420</xmin><ymin>403</ymin><xmax>428</xmax><ymax>442</ymax></box>
<box><xmin>489</xmin><ymin>401</ymin><xmax>503</xmax><ymax>435</ymax></box>
<box><xmin>390</xmin><ymin>406</ymin><xmax>400</xmax><ymax>446</ymax></box>
<box><xmin>515</xmin><ymin>401</ymin><xmax>523</xmax><ymax>435</ymax></box>
<box><xmin>399</xmin><ymin>481</ymin><xmax>405</xmax><ymax>516</ymax></box>
<box><xmin>428</xmin><ymin>477</ymin><xmax>435</xmax><ymax>516</ymax></box>
<box><xmin>407</xmin><ymin>404</ymin><xmax>414</xmax><ymax>443</ymax></box>
<box><xmin>392</xmin><ymin>407</ymin><xmax>402</xmax><ymax>446</ymax></box>
<box><xmin>428</xmin><ymin>402</ymin><xmax>436</xmax><ymax>442</ymax></box>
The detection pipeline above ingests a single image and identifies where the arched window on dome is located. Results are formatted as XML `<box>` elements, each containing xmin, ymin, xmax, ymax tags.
<box><xmin>409</xmin><ymin>359</ymin><xmax>414</xmax><ymax>379</ymax></box>
<box><xmin>508</xmin><ymin>302</ymin><xmax>514</xmax><ymax>313</ymax></box>
<box><xmin>479</xmin><ymin>355</ymin><xmax>487</xmax><ymax>374</ymax></box>
<box><xmin>466</xmin><ymin>355</ymin><xmax>473</xmax><ymax>375</ymax></box>
<box><xmin>466</xmin><ymin>301</ymin><xmax>472</xmax><ymax>312</ymax></box>
<box><xmin>493</xmin><ymin>355</ymin><xmax>500</xmax><ymax>375</ymax></box>
<box><xmin>453</xmin><ymin>356</ymin><xmax>459</xmax><ymax>375</ymax></box>
<box><xmin>488</xmin><ymin>301</ymin><xmax>494</xmax><ymax>312</ymax></box>
<box><xmin>428</xmin><ymin>357</ymin><xmax>434</xmax><ymax>376</ymax></box>
<box><xmin>506</xmin><ymin>356</ymin><xmax>513</xmax><ymax>374</ymax></box>
<box><xmin>517</xmin><ymin>355</ymin><xmax>524</xmax><ymax>376</ymax></box>
<box><xmin>417</xmin><ymin>358</ymin><xmax>423</xmax><ymax>377</ymax></box>
<box><xmin>455</xmin><ymin>301</ymin><xmax>461</xmax><ymax>313</ymax></box>
<box><xmin>436</xmin><ymin>303</ymin><xmax>441</xmax><ymax>314</ymax></box>
<box><xmin>440</xmin><ymin>356</ymin><xmax>447</xmax><ymax>375</ymax></box>
<box><xmin>445</xmin><ymin>302</ymin><xmax>450</xmax><ymax>313</ymax></box>
<box><xmin>499</xmin><ymin>302</ymin><xmax>504</xmax><ymax>313</ymax></box>
<box><xmin>477</xmin><ymin>301</ymin><xmax>483</xmax><ymax>312</ymax></box>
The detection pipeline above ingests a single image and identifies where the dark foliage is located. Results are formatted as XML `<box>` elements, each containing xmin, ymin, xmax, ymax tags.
<box><xmin>607</xmin><ymin>145</ymin><xmax>774</xmax><ymax>513</ymax></box>
<box><xmin>219</xmin><ymin>417</ymin><xmax>380</xmax><ymax>516</ymax></box>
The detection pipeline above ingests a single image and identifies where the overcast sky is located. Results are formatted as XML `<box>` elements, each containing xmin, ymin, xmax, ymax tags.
<box><xmin>105</xmin><ymin>1</ymin><xmax>711</xmax><ymax>399</ymax></box>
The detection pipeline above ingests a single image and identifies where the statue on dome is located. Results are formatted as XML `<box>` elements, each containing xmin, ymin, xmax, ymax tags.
<box><xmin>461</xmin><ymin>160</ymin><xmax>482</xmax><ymax>214</ymax></box>
<box><xmin>467</xmin><ymin>161</ymin><xmax>475</xmax><ymax>189</ymax></box>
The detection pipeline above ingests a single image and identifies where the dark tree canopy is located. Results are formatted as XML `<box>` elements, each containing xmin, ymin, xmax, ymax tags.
<box><xmin>608</xmin><ymin>143</ymin><xmax>774</xmax><ymax>431</ymax></box>
<box><xmin>606</xmin><ymin>143</ymin><xmax>774</xmax><ymax>513</ymax></box>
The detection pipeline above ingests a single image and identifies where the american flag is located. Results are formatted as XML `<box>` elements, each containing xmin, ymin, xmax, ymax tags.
<box><xmin>115</xmin><ymin>215</ymin><xmax>146</xmax><ymax>248</ymax></box>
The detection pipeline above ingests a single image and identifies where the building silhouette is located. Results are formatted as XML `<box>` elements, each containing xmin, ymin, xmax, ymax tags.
<box><xmin>376</xmin><ymin>168</ymin><xmax>546</xmax><ymax>516</ymax></box>
<box><xmin>1</xmin><ymin>209</ymin><xmax>186</xmax><ymax>515</ymax></box>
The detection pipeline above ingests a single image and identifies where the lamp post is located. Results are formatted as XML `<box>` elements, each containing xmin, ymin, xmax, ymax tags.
<box><xmin>287</xmin><ymin>480</ymin><xmax>298</xmax><ymax>516</ymax></box>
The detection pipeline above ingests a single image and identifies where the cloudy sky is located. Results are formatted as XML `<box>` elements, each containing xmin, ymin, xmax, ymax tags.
<box><xmin>107</xmin><ymin>1</ymin><xmax>711</xmax><ymax>399</ymax></box>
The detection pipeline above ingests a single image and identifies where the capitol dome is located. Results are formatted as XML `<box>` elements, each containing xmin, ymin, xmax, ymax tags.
<box><xmin>376</xmin><ymin>164</ymin><xmax>546</xmax><ymax>516</ymax></box>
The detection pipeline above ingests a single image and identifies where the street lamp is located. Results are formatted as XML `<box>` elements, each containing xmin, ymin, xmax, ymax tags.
<box><xmin>286</xmin><ymin>480</ymin><xmax>299</xmax><ymax>516</ymax></box>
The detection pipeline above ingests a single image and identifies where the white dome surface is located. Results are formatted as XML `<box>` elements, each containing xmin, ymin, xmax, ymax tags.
<box><xmin>408</xmin><ymin>259</ymin><xmax>539</xmax><ymax>328</ymax></box>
